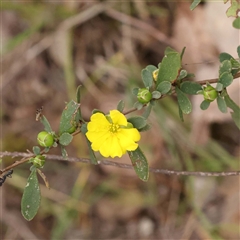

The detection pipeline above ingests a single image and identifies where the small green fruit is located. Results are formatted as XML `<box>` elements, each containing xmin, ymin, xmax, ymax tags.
<box><xmin>37</xmin><ymin>131</ymin><xmax>54</xmax><ymax>147</ymax></box>
<box><xmin>31</xmin><ymin>155</ymin><xmax>46</xmax><ymax>168</ymax></box>
<box><xmin>203</xmin><ymin>85</ymin><xmax>218</xmax><ymax>102</ymax></box>
<box><xmin>137</xmin><ymin>88</ymin><xmax>152</xmax><ymax>104</ymax></box>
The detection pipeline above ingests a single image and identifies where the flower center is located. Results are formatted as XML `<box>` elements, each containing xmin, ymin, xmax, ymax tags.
<box><xmin>109</xmin><ymin>123</ymin><xmax>119</xmax><ymax>133</ymax></box>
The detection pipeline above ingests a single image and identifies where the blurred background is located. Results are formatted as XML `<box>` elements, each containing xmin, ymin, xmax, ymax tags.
<box><xmin>1</xmin><ymin>1</ymin><xmax>239</xmax><ymax>239</ymax></box>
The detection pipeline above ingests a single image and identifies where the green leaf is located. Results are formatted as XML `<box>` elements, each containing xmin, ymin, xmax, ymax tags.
<box><xmin>127</xmin><ymin>116</ymin><xmax>147</xmax><ymax>130</ymax></box>
<box><xmin>178</xmin><ymin>105</ymin><xmax>184</xmax><ymax>122</ymax></box>
<box><xmin>40</xmin><ymin>115</ymin><xmax>52</xmax><ymax>132</ymax></box>
<box><xmin>180</xmin><ymin>47</ymin><xmax>186</xmax><ymax>60</ymax></box>
<box><xmin>59</xmin><ymin>100</ymin><xmax>81</xmax><ymax>135</ymax></box>
<box><xmin>156</xmin><ymin>47</ymin><xmax>181</xmax><ymax>85</ymax></box>
<box><xmin>233</xmin><ymin>18</ymin><xmax>240</xmax><ymax>28</ymax></box>
<box><xmin>59</xmin><ymin>132</ymin><xmax>73</xmax><ymax>146</ymax></box>
<box><xmin>219</xmin><ymin>52</ymin><xmax>234</xmax><ymax>63</ymax></box>
<box><xmin>117</xmin><ymin>100</ymin><xmax>125</xmax><ymax>112</ymax></box>
<box><xmin>146</xmin><ymin>65</ymin><xmax>157</xmax><ymax>73</ymax></box>
<box><xmin>217</xmin><ymin>96</ymin><xmax>228</xmax><ymax>113</ymax></box>
<box><xmin>215</xmin><ymin>83</ymin><xmax>223</xmax><ymax>92</ymax></box>
<box><xmin>76</xmin><ymin>85</ymin><xmax>83</xmax><ymax>121</ymax></box>
<box><xmin>219</xmin><ymin>60</ymin><xmax>232</xmax><ymax>75</ymax></box>
<box><xmin>156</xmin><ymin>81</ymin><xmax>172</xmax><ymax>94</ymax></box>
<box><xmin>231</xmin><ymin>112</ymin><xmax>240</xmax><ymax>129</ymax></box>
<box><xmin>128</xmin><ymin>147</ymin><xmax>149</xmax><ymax>182</ymax></box>
<box><xmin>133</xmin><ymin>101</ymin><xmax>144</xmax><ymax>110</ymax></box>
<box><xmin>224</xmin><ymin>93</ymin><xmax>240</xmax><ymax>112</ymax></box>
<box><xmin>200</xmin><ymin>100</ymin><xmax>210</xmax><ymax>110</ymax></box>
<box><xmin>237</xmin><ymin>46</ymin><xmax>240</xmax><ymax>58</ymax></box>
<box><xmin>132</xmin><ymin>88</ymin><xmax>139</xmax><ymax>96</ymax></box>
<box><xmin>180</xmin><ymin>81</ymin><xmax>202</xmax><ymax>95</ymax></box>
<box><xmin>32</xmin><ymin>146</ymin><xmax>41</xmax><ymax>155</ymax></box>
<box><xmin>230</xmin><ymin>58</ymin><xmax>240</xmax><ymax>69</ymax></box>
<box><xmin>81</xmin><ymin>123</ymin><xmax>98</xmax><ymax>164</ymax></box>
<box><xmin>21</xmin><ymin>169</ymin><xmax>41</xmax><ymax>221</ymax></box>
<box><xmin>176</xmin><ymin>87</ymin><xmax>192</xmax><ymax>114</ymax></box>
<box><xmin>141</xmin><ymin>68</ymin><xmax>153</xmax><ymax>88</ymax></box>
<box><xmin>138</xmin><ymin>124</ymin><xmax>151</xmax><ymax>132</ymax></box>
<box><xmin>151</xmin><ymin>91</ymin><xmax>161</xmax><ymax>99</ymax></box>
<box><xmin>224</xmin><ymin>92</ymin><xmax>240</xmax><ymax>129</ymax></box>
<box><xmin>142</xmin><ymin>104</ymin><xmax>152</xmax><ymax>119</ymax></box>
<box><xmin>190</xmin><ymin>0</ymin><xmax>202</xmax><ymax>11</ymax></box>
<box><xmin>226</xmin><ymin>0</ymin><xmax>240</xmax><ymax>17</ymax></box>
<box><xmin>218</xmin><ymin>72</ymin><xmax>233</xmax><ymax>88</ymax></box>
<box><xmin>177</xmin><ymin>69</ymin><xmax>188</xmax><ymax>80</ymax></box>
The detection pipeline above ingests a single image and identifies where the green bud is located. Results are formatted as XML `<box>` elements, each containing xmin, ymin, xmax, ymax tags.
<box><xmin>31</xmin><ymin>155</ymin><xmax>46</xmax><ymax>168</ymax></box>
<box><xmin>37</xmin><ymin>131</ymin><xmax>54</xmax><ymax>147</ymax></box>
<box><xmin>152</xmin><ymin>69</ymin><xmax>159</xmax><ymax>81</ymax></box>
<box><xmin>203</xmin><ymin>85</ymin><xmax>218</xmax><ymax>102</ymax></box>
<box><xmin>137</xmin><ymin>88</ymin><xmax>152</xmax><ymax>104</ymax></box>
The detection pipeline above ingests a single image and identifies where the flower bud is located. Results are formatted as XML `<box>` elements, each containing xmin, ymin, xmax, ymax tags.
<box><xmin>203</xmin><ymin>85</ymin><xmax>218</xmax><ymax>102</ymax></box>
<box><xmin>137</xmin><ymin>88</ymin><xmax>152</xmax><ymax>104</ymax></box>
<box><xmin>37</xmin><ymin>131</ymin><xmax>54</xmax><ymax>147</ymax></box>
<box><xmin>152</xmin><ymin>69</ymin><xmax>159</xmax><ymax>81</ymax></box>
<box><xmin>31</xmin><ymin>155</ymin><xmax>46</xmax><ymax>168</ymax></box>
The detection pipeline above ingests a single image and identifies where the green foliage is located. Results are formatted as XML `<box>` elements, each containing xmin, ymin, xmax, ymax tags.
<box><xmin>217</xmin><ymin>96</ymin><xmax>228</xmax><ymax>113</ymax></box>
<box><xmin>59</xmin><ymin>100</ymin><xmax>81</xmax><ymax>135</ymax></box>
<box><xmin>200</xmin><ymin>100</ymin><xmax>210</xmax><ymax>110</ymax></box>
<box><xmin>40</xmin><ymin>115</ymin><xmax>53</xmax><ymax>133</ymax></box>
<box><xmin>190</xmin><ymin>0</ymin><xmax>202</xmax><ymax>11</ymax></box>
<box><xmin>59</xmin><ymin>132</ymin><xmax>73</xmax><ymax>146</ymax></box>
<box><xmin>156</xmin><ymin>47</ymin><xmax>182</xmax><ymax>86</ymax></box>
<box><xmin>156</xmin><ymin>81</ymin><xmax>172</xmax><ymax>94</ymax></box>
<box><xmin>127</xmin><ymin>116</ymin><xmax>147</xmax><ymax>130</ymax></box>
<box><xmin>21</xmin><ymin>168</ymin><xmax>41</xmax><ymax>221</ymax></box>
<box><xmin>128</xmin><ymin>147</ymin><xmax>149</xmax><ymax>182</ymax></box>
<box><xmin>141</xmin><ymin>68</ymin><xmax>154</xmax><ymax>88</ymax></box>
<box><xmin>180</xmin><ymin>81</ymin><xmax>202</xmax><ymax>95</ymax></box>
<box><xmin>117</xmin><ymin>100</ymin><xmax>125</xmax><ymax>112</ymax></box>
<box><xmin>176</xmin><ymin>87</ymin><xmax>192</xmax><ymax>115</ymax></box>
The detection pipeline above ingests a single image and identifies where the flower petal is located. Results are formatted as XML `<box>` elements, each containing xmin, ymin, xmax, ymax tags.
<box><xmin>110</xmin><ymin>110</ymin><xmax>127</xmax><ymax>126</ymax></box>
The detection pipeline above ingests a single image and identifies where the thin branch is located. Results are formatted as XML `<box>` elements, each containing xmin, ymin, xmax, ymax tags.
<box><xmin>1</xmin><ymin>151</ymin><xmax>239</xmax><ymax>177</ymax></box>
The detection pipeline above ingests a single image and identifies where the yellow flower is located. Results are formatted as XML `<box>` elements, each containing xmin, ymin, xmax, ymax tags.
<box><xmin>86</xmin><ymin>110</ymin><xmax>141</xmax><ymax>158</ymax></box>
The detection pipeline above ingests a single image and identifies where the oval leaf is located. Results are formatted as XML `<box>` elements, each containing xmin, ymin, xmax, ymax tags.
<box><xmin>21</xmin><ymin>169</ymin><xmax>41</xmax><ymax>221</ymax></box>
<box><xmin>176</xmin><ymin>87</ymin><xmax>192</xmax><ymax>114</ymax></box>
<box><xmin>219</xmin><ymin>60</ymin><xmax>232</xmax><ymax>75</ymax></box>
<box><xmin>180</xmin><ymin>81</ymin><xmax>202</xmax><ymax>95</ymax></box>
<box><xmin>141</xmin><ymin>68</ymin><xmax>153</xmax><ymax>88</ymax></box>
<box><xmin>146</xmin><ymin>65</ymin><xmax>157</xmax><ymax>73</ymax></box>
<box><xmin>59</xmin><ymin>132</ymin><xmax>73</xmax><ymax>146</ymax></box>
<box><xmin>151</xmin><ymin>91</ymin><xmax>161</xmax><ymax>99</ymax></box>
<box><xmin>217</xmin><ymin>96</ymin><xmax>228</xmax><ymax>113</ymax></box>
<box><xmin>219</xmin><ymin>52</ymin><xmax>234</xmax><ymax>63</ymax></box>
<box><xmin>156</xmin><ymin>81</ymin><xmax>172</xmax><ymax>94</ymax></box>
<box><xmin>33</xmin><ymin>146</ymin><xmax>41</xmax><ymax>155</ymax></box>
<box><xmin>127</xmin><ymin>116</ymin><xmax>147</xmax><ymax>130</ymax></box>
<box><xmin>200</xmin><ymin>100</ymin><xmax>210</xmax><ymax>110</ymax></box>
<box><xmin>117</xmin><ymin>100</ymin><xmax>125</xmax><ymax>112</ymax></box>
<box><xmin>156</xmin><ymin>48</ymin><xmax>181</xmax><ymax>85</ymax></box>
<box><xmin>237</xmin><ymin>45</ymin><xmax>240</xmax><ymax>59</ymax></box>
<box><xmin>128</xmin><ymin>147</ymin><xmax>149</xmax><ymax>181</ymax></box>
<box><xmin>59</xmin><ymin>100</ymin><xmax>80</xmax><ymax>135</ymax></box>
<box><xmin>219</xmin><ymin>72</ymin><xmax>233</xmax><ymax>88</ymax></box>
<box><xmin>40</xmin><ymin>115</ymin><xmax>52</xmax><ymax>133</ymax></box>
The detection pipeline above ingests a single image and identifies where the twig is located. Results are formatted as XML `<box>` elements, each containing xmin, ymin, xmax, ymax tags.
<box><xmin>1</xmin><ymin>151</ymin><xmax>239</xmax><ymax>177</ymax></box>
